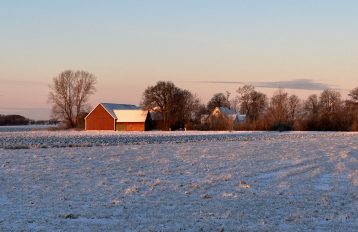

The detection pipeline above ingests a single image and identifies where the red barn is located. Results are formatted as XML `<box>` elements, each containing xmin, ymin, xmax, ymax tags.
<box><xmin>85</xmin><ymin>103</ymin><xmax>151</xmax><ymax>131</ymax></box>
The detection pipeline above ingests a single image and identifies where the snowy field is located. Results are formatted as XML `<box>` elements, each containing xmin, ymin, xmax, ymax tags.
<box><xmin>0</xmin><ymin>131</ymin><xmax>357</xmax><ymax>231</ymax></box>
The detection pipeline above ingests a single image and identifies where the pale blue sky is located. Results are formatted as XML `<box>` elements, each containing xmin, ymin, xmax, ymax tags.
<box><xmin>1</xmin><ymin>1</ymin><xmax>357</xmax><ymax>119</ymax></box>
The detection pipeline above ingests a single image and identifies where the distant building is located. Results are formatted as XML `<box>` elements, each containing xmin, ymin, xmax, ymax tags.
<box><xmin>85</xmin><ymin>103</ymin><xmax>151</xmax><ymax>131</ymax></box>
<box><xmin>205</xmin><ymin>107</ymin><xmax>246</xmax><ymax>124</ymax></box>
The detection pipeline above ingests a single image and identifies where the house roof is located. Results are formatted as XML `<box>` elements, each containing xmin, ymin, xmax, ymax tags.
<box><xmin>212</xmin><ymin>107</ymin><xmax>238</xmax><ymax>121</ymax></box>
<box><xmin>100</xmin><ymin>103</ymin><xmax>139</xmax><ymax>119</ymax></box>
<box><xmin>218</xmin><ymin>107</ymin><xmax>236</xmax><ymax>116</ymax></box>
<box><xmin>114</xmin><ymin>110</ymin><xmax>148</xmax><ymax>122</ymax></box>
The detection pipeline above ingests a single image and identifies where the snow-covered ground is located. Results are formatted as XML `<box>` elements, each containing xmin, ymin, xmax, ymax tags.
<box><xmin>0</xmin><ymin>131</ymin><xmax>357</xmax><ymax>231</ymax></box>
<box><xmin>0</xmin><ymin>130</ymin><xmax>351</xmax><ymax>149</ymax></box>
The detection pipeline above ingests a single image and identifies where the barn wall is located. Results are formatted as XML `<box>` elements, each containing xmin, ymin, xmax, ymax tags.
<box><xmin>116</xmin><ymin>122</ymin><xmax>145</xmax><ymax>131</ymax></box>
<box><xmin>85</xmin><ymin>105</ymin><xmax>115</xmax><ymax>130</ymax></box>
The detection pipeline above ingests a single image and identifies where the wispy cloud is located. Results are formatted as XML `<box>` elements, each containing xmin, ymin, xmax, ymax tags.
<box><xmin>254</xmin><ymin>79</ymin><xmax>330</xmax><ymax>90</ymax></box>
<box><xmin>190</xmin><ymin>79</ymin><xmax>330</xmax><ymax>91</ymax></box>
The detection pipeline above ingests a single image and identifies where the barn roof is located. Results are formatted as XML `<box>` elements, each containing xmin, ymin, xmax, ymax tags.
<box><xmin>94</xmin><ymin>103</ymin><xmax>140</xmax><ymax>119</ymax></box>
<box><xmin>114</xmin><ymin>110</ymin><xmax>148</xmax><ymax>122</ymax></box>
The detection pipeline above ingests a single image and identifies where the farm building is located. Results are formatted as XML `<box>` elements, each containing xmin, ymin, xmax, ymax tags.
<box><xmin>211</xmin><ymin>107</ymin><xmax>246</xmax><ymax>123</ymax></box>
<box><xmin>201</xmin><ymin>107</ymin><xmax>246</xmax><ymax>125</ymax></box>
<box><xmin>85</xmin><ymin>103</ymin><xmax>151</xmax><ymax>131</ymax></box>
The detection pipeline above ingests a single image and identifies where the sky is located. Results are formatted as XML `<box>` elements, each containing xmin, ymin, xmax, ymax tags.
<box><xmin>0</xmin><ymin>0</ymin><xmax>357</xmax><ymax>120</ymax></box>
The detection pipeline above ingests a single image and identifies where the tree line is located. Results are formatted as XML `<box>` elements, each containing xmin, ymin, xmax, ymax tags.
<box><xmin>0</xmin><ymin>114</ymin><xmax>58</xmax><ymax>126</ymax></box>
<box><xmin>0</xmin><ymin>115</ymin><xmax>30</xmax><ymax>126</ymax></box>
<box><xmin>141</xmin><ymin>81</ymin><xmax>358</xmax><ymax>131</ymax></box>
<box><xmin>48</xmin><ymin>70</ymin><xmax>358</xmax><ymax>131</ymax></box>
<box><xmin>234</xmin><ymin>87</ymin><xmax>358</xmax><ymax>131</ymax></box>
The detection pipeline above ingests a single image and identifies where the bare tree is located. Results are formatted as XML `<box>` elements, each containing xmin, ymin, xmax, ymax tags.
<box><xmin>317</xmin><ymin>89</ymin><xmax>345</xmax><ymax>131</ymax></box>
<box><xmin>319</xmin><ymin>89</ymin><xmax>341</xmax><ymax>114</ymax></box>
<box><xmin>346</xmin><ymin>87</ymin><xmax>358</xmax><ymax>130</ymax></box>
<box><xmin>188</xmin><ymin>103</ymin><xmax>208</xmax><ymax>129</ymax></box>
<box><xmin>141</xmin><ymin>81</ymin><xmax>199</xmax><ymax>130</ymax></box>
<box><xmin>48</xmin><ymin>70</ymin><xmax>96</xmax><ymax>128</ymax></box>
<box><xmin>141</xmin><ymin>81</ymin><xmax>177</xmax><ymax>130</ymax></box>
<box><xmin>348</xmin><ymin>87</ymin><xmax>358</xmax><ymax>103</ymax></box>
<box><xmin>207</xmin><ymin>93</ymin><xmax>231</xmax><ymax>111</ymax></box>
<box><xmin>297</xmin><ymin>94</ymin><xmax>321</xmax><ymax>130</ymax></box>
<box><xmin>236</xmin><ymin>85</ymin><xmax>268</xmax><ymax>121</ymax></box>
<box><xmin>266</xmin><ymin>89</ymin><xmax>301</xmax><ymax>130</ymax></box>
<box><xmin>288</xmin><ymin>94</ymin><xmax>300</xmax><ymax>122</ymax></box>
<box><xmin>171</xmin><ymin>89</ymin><xmax>200</xmax><ymax>129</ymax></box>
<box><xmin>303</xmin><ymin>94</ymin><xmax>319</xmax><ymax>116</ymax></box>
